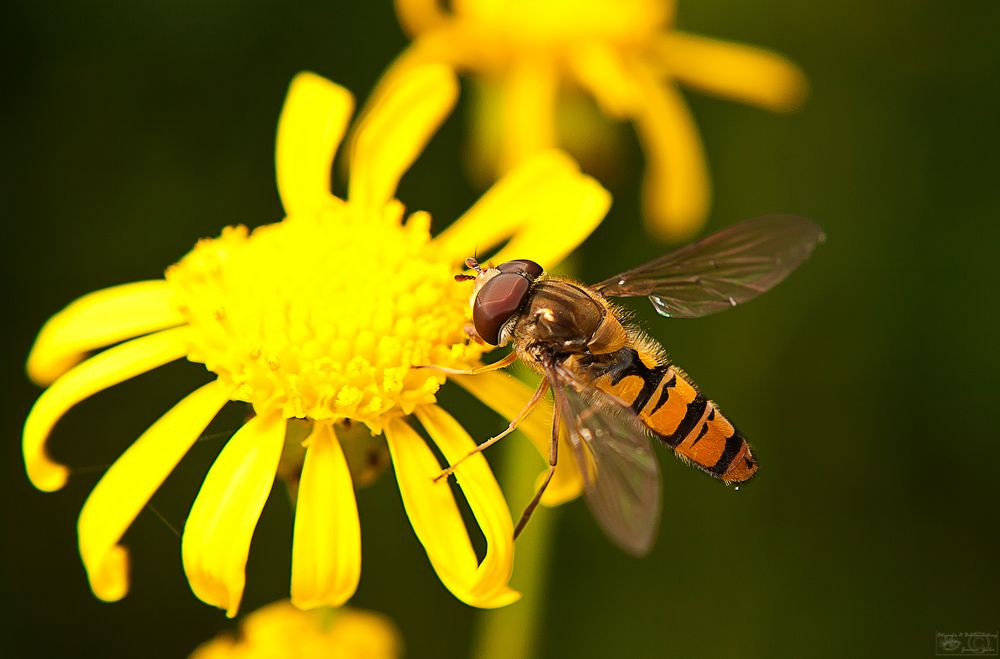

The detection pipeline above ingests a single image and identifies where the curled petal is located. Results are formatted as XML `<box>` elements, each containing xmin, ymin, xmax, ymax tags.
<box><xmin>348</xmin><ymin>65</ymin><xmax>458</xmax><ymax>210</ymax></box>
<box><xmin>27</xmin><ymin>280</ymin><xmax>185</xmax><ymax>386</ymax></box>
<box><xmin>416</xmin><ymin>405</ymin><xmax>518</xmax><ymax>605</ymax></box>
<box><xmin>384</xmin><ymin>418</ymin><xmax>476</xmax><ymax>591</ymax></box>
<box><xmin>454</xmin><ymin>372</ymin><xmax>582</xmax><ymax>506</ymax></box>
<box><xmin>23</xmin><ymin>326</ymin><xmax>192</xmax><ymax>492</ymax></box>
<box><xmin>291</xmin><ymin>423</ymin><xmax>362</xmax><ymax>609</ymax></box>
<box><xmin>385</xmin><ymin>414</ymin><xmax>520</xmax><ymax>608</ymax></box>
<box><xmin>631</xmin><ymin>63</ymin><xmax>710</xmax><ymax>241</ymax></box>
<box><xmin>78</xmin><ymin>381</ymin><xmax>230</xmax><ymax>602</ymax></box>
<box><xmin>182</xmin><ymin>414</ymin><xmax>285</xmax><ymax>617</ymax></box>
<box><xmin>653</xmin><ymin>32</ymin><xmax>808</xmax><ymax>112</ymax></box>
<box><xmin>277</xmin><ymin>72</ymin><xmax>355</xmax><ymax>217</ymax></box>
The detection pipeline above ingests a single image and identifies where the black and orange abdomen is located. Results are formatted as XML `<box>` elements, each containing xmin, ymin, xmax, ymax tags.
<box><xmin>589</xmin><ymin>347</ymin><xmax>757</xmax><ymax>483</ymax></box>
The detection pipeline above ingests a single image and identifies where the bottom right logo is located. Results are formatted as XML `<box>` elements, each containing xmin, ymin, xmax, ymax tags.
<box><xmin>937</xmin><ymin>632</ymin><xmax>999</xmax><ymax>656</ymax></box>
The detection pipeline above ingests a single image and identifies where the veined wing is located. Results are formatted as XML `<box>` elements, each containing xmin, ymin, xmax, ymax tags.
<box><xmin>593</xmin><ymin>215</ymin><xmax>824</xmax><ymax>318</ymax></box>
<box><xmin>546</xmin><ymin>362</ymin><xmax>661</xmax><ymax>556</ymax></box>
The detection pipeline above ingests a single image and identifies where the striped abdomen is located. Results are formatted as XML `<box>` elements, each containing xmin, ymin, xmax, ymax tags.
<box><xmin>590</xmin><ymin>347</ymin><xmax>757</xmax><ymax>483</ymax></box>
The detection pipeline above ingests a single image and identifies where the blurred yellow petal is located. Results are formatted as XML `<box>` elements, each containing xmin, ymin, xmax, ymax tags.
<box><xmin>23</xmin><ymin>326</ymin><xmax>191</xmax><ymax>493</ymax></box>
<box><xmin>395</xmin><ymin>0</ymin><xmax>449</xmax><ymax>35</ymax></box>
<box><xmin>276</xmin><ymin>72</ymin><xmax>355</xmax><ymax>217</ymax></box>
<box><xmin>433</xmin><ymin>149</ymin><xmax>581</xmax><ymax>262</ymax></box>
<box><xmin>654</xmin><ymin>32</ymin><xmax>808</xmax><ymax>112</ymax></box>
<box><xmin>349</xmin><ymin>65</ymin><xmax>458</xmax><ymax>210</ymax></box>
<box><xmin>182</xmin><ymin>413</ymin><xmax>285</xmax><ymax>617</ymax></box>
<box><xmin>568</xmin><ymin>43</ymin><xmax>643</xmax><ymax>117</ymax></box>
<box><xmin>27</xmin><ymin>280</ymin><xmax>184</xmax><ymax>386</ymax></box>
<box><xmin>490</xmin><ymin>175</ymin><xmax>610</xmax><ymax>267</ymax></box>
<box><xmin>78</xmin><ymin>381</ymin><xmax>230</xmax><ymax>602</ymax></box>
<box><xmin>415</xmin><ymin>405</ymin><xmax>519</xmax><ymax>606</ymax></box>
<box><xmin>631</xmin><ymin>64</ymin><xmax>710</xmax><ymax>241</ymax></box>
<box><xmin>497</xmin><ymin>58</ymin><xmax>558</xmax><ymax>174</ymax></box>
<box><xmin>384</xmin><ymin>415</ymin><xmax>519</xmax><ymax>608</ymax></box>
<box><xmin>465</xmin><ymin>77</ymin><xmax>505</xmax><ymax>185</ymax></box>
<box><xmin>368</xmin><ymin>41</ymin><xmax>449</xmax><ymax>111</ymax></box>
<box><xmin>291</xmin><ymin>423</ymin><xmax>361</xmax><ymax>609</ymax></box>
<box><xmin>322</xmin><ymin>608</ymin><xmax>403</xmax><ymax>659</ymax></box>
<box><xmin>191</xmin><ymin>601</ymin><xmax>403</xmax><ymax>659</ymax></box>
<box><xmin>454</xmin><ymin>371</ymin><xmax>582</xmax><ymax>506</ymax></box>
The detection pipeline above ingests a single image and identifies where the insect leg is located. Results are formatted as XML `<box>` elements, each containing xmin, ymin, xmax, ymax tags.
<box><xmin>414</xmin><ymin>351</ymin><xmax>518</xmax><ymax>376</ymax></box>
<box><xmin>514</xmin><ymin>392</ymin><xmax>561</xmax><ymax>540</ymax></box>
<box><xmin>434</xmin><ymin>378</ymin><xmax>550</xmax><ymax>482</ymax></box>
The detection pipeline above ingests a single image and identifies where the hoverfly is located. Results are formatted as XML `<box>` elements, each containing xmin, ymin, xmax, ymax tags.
<box><xmin>437</xmin><ymin>215</ymin><xmax>824</xmax><ymax>555</ymax></box>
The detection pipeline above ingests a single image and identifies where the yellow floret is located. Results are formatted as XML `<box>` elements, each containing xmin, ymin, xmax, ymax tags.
<box><xmin>166</xmin><ymin>201</ymin><xmax>484</xmax><ymax>432</ymax></box>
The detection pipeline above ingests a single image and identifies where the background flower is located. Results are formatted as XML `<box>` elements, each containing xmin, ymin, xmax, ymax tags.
<box><xmin>189</xmin><ymin>601</ymin><xmax>402</xmax><ymax>659</ymax></box>
<box><xmin>23</xmin><ymin>66</ymin><xmax>606</xmax><ymax>616</ymax></box>
<box><xmin>367</xmin><ymin>0</ymin><xmax>806</xmax><ymax>240</ymax></box>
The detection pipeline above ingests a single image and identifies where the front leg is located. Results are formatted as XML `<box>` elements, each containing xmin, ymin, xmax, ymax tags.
<box><xmin>433</xmin><ymin>377</ymin><xmax>550</xmax><ymax>482</ymax></box>
<box><xmin>413</xmin><ymin>351</ymin><xmax>518</xmax><ymax>376</ymax></box>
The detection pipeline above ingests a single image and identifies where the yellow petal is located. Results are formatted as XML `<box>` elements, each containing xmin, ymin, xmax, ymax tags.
<box><xmin>348</xmin><ymin>65</ymin><xmax>458</xmax><ymax>210</ymax></box>
<box><xmin>27</xmin><ymin>280</ymin><xmax>185</xmax><ymax>386</ymax></box>
<box><xmin>433</xmin><ymin>149</ymin><xmax>610</xmax><ymax>269</ymax></box>
<box><xmin>394</xmin><ymin>0</ymin><xmax>449</xmax><ymax>35</ymax></box>
<box><xmin>384</xmin><ymin>415</ymin><xmax>519</xmax><ymax>608</ymax></box>
<box><xmin>654</xmin><ymin>32</ymin><xmax>808</xmax><ymax>112</ymax></box>
<box><xmin>497</xmin><ymin>57</ymin><xmax>558</xmax><ymax>174</ymax></box>
<box><xmin>454</xmin><ymin>371</ymin><xmax>582</xmax><ymax>506</ymax></box>
<box><xmin>23</xmin><ymin>326</ymin><xmax>191</xmax><ymax>492</ymax></box>
<box><xmin>344</xmin><ymin>29</ymin><xmax>467</xmax><ymax>179</ymax></box>
<box><xmin>182</xmin><ymin>413</ymin><xmax>285</xmax><ymax>617</ymax></box>
<box><xmin>276</xmin><ymin>72</ymin><xmax>354</xmax><ymax>217</ymax></box>
<box><xmin>631</xmin><ymin>64</ymin><xmax>710</xmax><ymax>241</ymax></box>
<box><xmin>489</xmin><ymin>174</ymin><xmax>610</xmax><ymax>268</ymax></box>
<box><xmin>291</xmin><ymin>423</ymin><xmax>361</xmax><ymax>609</ymax></box>
<box><xmin>433</xmin><ymin>149</ymin><xmax>581</xmax><ymax>262</ymax></box>
<box><xmin>384</xmin><ymin>418</ymin><xmax>476</xmax><ymax>588</ymax></box>
<box><xmin>78</xmin><ymin>381</ymin><xmax>230</xmax><ymax>602</ymax></box>
<box><xmin>415</xmin><ymin>405</ymin><xmax>519</xmax><ymax>606</ymax></box>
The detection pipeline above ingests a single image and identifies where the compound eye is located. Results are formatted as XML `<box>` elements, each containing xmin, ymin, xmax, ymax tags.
<box><xmin>473</xmin><ymin>273</ymin><xmax>532</xmax><ymax>345</ymax></box>
<box><xmin>497</xmin><ymin>259</ymin><xmax>543</xmax><ymax>280</ymax></box>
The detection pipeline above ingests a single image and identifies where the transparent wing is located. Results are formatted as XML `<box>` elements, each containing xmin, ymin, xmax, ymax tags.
<box><xmin>546</xmin><ymin>363</ymin><xmax>662</xmax><ymax>556</ymax></box>
<box><xmin>594</xmin><ymin>215</ymin><xmax>824</xmax><ymax>318</ymax></box>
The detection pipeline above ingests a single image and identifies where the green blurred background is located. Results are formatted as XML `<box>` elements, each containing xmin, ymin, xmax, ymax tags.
<box><xmin>4</xmin><ymin>1</ymin><xmax>999</xmax><ymax>657</ymax></box>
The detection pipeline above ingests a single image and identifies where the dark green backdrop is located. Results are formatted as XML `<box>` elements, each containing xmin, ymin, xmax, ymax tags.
<box><xmin>4</xmin><ymin>1</ymin><xmax>998</xmax><ymax>657</ymax></box>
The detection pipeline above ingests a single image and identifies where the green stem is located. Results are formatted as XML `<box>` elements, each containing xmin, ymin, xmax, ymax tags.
<box><xmin>471</xmin><ymin>433</ymin><xmax>560</xmax><ymax>659</ymax></box>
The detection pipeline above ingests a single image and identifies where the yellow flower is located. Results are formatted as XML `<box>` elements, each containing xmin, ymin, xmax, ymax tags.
<box><xmin>371</xmin><ymin>0</ymin><xmax>807</xmax><ymax>240</ymax></box>
<box><xmin>189</xmin><ymin>601</ymin><xmax>402</xmax><ymax>659</ymax></box>
<box><xmin>23</xmin><ymin>66</ymin><xmax>602</xmax><ymax>615</ymax></box>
